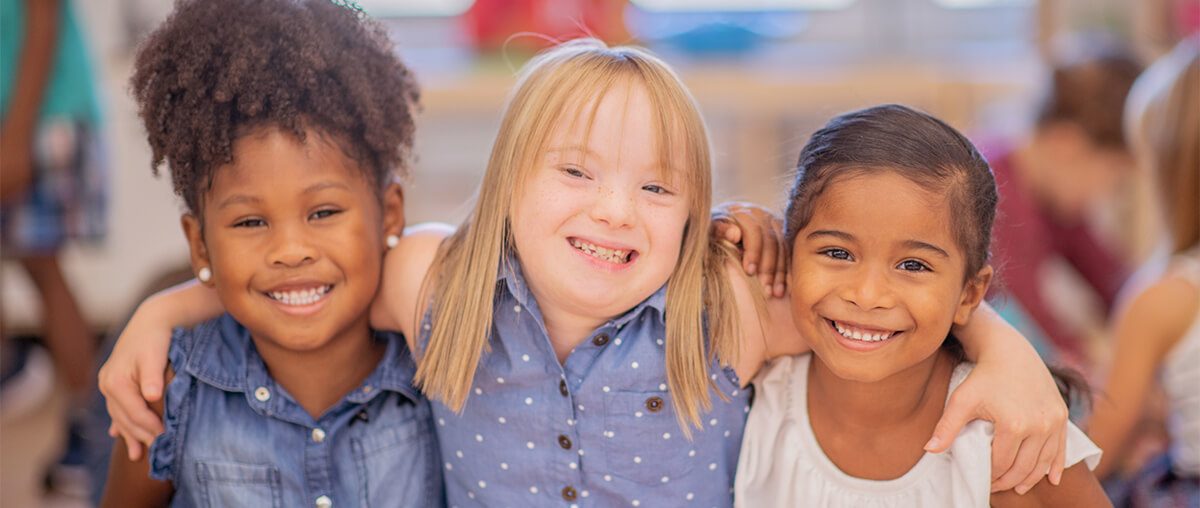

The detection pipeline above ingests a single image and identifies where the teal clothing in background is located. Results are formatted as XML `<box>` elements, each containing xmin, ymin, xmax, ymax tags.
<box><xmin>1</xmin><ymin>0</ymin><xmax>100</xmax><ymax>123</ymax></box>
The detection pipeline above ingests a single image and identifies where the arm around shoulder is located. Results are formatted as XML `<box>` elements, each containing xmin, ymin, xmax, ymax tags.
<box><xmin>728</xmin><ymin>261</ymin><xmax>808</xmax><ymax>386</ymax></box>
<box><xmin>372</xmin><ymin>223</ymin><xmax>454</xmax><ymax>342</ymax></box>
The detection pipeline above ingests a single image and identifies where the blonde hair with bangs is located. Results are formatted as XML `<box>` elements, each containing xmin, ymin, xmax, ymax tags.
<box><xmin>415</xmin><ymin>39</ymin><xmax>740</xmax><ymax>435</ymax></box>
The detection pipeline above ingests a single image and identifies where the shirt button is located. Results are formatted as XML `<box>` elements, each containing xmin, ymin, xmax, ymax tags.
<box><xmin>254</xmin><ymin>387</ymin><xmax>270</xmax><ymax>402</ymax></box>
<box><xmin>558</xmin><ymin>434</ymin><xmax>572</xmax><ymax>450</ymax></box>
<box><xmin>558</xmin><ymin>379</ymin><xmax>569</xmax><ymax>397</ymax></box>
<box><xmin>315</xmin><ymin>495</ymin><xmax>332</xmax><ymax>508</ymax></box>
<box><xmin>312</xmin><ymin>428</ymin><xmax>326</xmax><ymax>443</ymax></box>
<box><xmin>591</xmin><ymin>334</ymin><xmax>610</xmax><ymax>346</ymax></box>
<box><xmin>645</xmin><ymin>396</ymin><xmax>664</xmax><ymax>412</ymax></box>
<box><xmin>562</xmin><ymin>486</ymin><xmax>578</xmax><ymax>501</ymax></box>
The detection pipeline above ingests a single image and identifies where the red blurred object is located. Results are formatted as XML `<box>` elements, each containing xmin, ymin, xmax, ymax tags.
<box><xmin>463</xmin><ymin>0</ymin><xmax>630</xmax><ymax>52</ymax></box>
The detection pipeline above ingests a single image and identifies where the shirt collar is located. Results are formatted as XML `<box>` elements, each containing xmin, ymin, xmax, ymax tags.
<box><xmin>496</xmin><ymin>251</ymin><xmax>668</xmax><ymax>327</ymax></box>
<box><xmin>186</xmin><ymin>314</ymin><xmax>420</xmax><ymax>405</ymax></box>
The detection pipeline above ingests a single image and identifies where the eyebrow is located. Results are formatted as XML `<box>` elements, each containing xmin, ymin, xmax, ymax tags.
<box><xmin>807</xmin><ymin>230</ymin><xmax>855</xmax><ymax>242</ymax></box>
<box><xmin>807</xmin><ymin>230</ymin><xmax>951</xmax><ymax>258</ymax></box>
<box><xmin>302</xmin><ymin>181</ymin><xmax>351</xmax><ymax>194</ymax></box>
<box><xmin>545</xmin><ymin>145</ymin><xmax>599</xmax><ymax>159</ymax></box>
<box><xmin>902</xmin><ymin>239</ymin><xmax>951</xmax><ymax>259</ymax></box>
<box><xmin>216</xmin><ymin>194</ymin><xmax>261</xmax><ymax>210</ymax></box>
<box><xmin>215</xmin><ymin>181</ymin><xmax>351</xmax><ymax>210</ymax></box>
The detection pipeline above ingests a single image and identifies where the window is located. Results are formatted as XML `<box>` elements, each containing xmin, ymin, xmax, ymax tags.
<box><xmin>630</xmin><ymin>0</ymin><xmax>855</xmax><ymax>12</ymax></box>
<box><xmin>354</xmin><ymin>0</ymin><xmax>474</xmax><ymax>17</ymax></box>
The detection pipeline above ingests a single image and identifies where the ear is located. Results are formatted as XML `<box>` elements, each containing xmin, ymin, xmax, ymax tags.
<box><xmin>181</xmin><ymin>214</ymin><xmax>214</xmax><ymax>287</ymax></box>
<box><xmin>953</xmin><ymin>265</ymin><xmax>993</xmax><ymax>326</ymax></box>
<box><xmin>381</xmin><ymin>182</ymin><xmax>406</xmax><ymax>244</ymax></box>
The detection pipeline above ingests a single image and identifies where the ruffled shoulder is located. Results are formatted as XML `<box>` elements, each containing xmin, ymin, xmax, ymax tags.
<box><xmin>945</xmin><ymin>362</ymin><xmax>1102</xmax><ymax>504</ymax></box>
<box><xmin>147</xmin><ymin>325</ymin><xmax>200</xmax><ymax>482</ymax></box>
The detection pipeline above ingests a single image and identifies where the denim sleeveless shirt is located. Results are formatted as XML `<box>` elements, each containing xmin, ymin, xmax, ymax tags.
<box><xmin>423</xmin><ymin>257</ymin><xmax>751</xmax><ymax>507</ymax></box>
<box><xmin>149</xmin><ymin>314</ymin><xmax>444</xmax><ymax>508</ymax></box>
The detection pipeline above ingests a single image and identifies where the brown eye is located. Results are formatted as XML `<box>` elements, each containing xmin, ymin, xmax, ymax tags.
<box><xmin>233</xmin><ymin>218</ymin><xmax>266</xmax><ymax>228</ymax></box>
<box><xmin>309</xmin><ymin>209</ymin><xmax>341</xmax><ymax>220</ymax></box>
<box><xmin>898</xmin><ymin>259</ymin><xmax>930</xmax><ymax>272</ymax></box>
<box><xmin>820</xmin><ymin>248</ymin><xmax>852</xmax><ymax>261</ymax></box>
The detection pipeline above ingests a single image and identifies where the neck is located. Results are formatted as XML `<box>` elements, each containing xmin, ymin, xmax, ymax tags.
<box><xmin>539</xmin><ymin>303</ymin><xmax>609</xmax><ymax>364</ymax></box>
<box><xmin>252</xmin><ymin>319</ymin><xmax>384</xmax><ymax>419</ymax></box>
<box><xmin>809</xmin><ymin>348</ymin><xmax>954</xmax><ymax>433</ymax></box>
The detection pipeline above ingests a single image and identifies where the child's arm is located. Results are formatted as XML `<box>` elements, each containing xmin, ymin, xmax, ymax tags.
<box><xmin>98</xmin><ymin>281</ymin><xmax>222</xmax><ymax>460</ymax></box>
<box><xmin>941</xmin><ymin>303</ymin><xmax>1069</xmax><ymax>494</ymax></box>
<box><xmin>100</xmin><ymin>371</ymin><xmax>176</xmax><ymax>508</ymax></box>
<box><xmin>1088</xmin><ymin>273</ymin><xmax>1197</xmax><ymax>478</ymax></box>
<box><xmin>371</xmin><ymin>223</ymin><xmax>454</xmax><ymax>347</ymax></box>
<box><xmin>990</xmin><ymin>462</ymin><xmax>1112</xmax><ymax>508</ymax></box>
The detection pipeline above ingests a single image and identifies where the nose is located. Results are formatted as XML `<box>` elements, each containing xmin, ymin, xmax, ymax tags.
<box><xmin>266</xmin><ymin>222</ymin><xmax>318</xmax><ymax>268</ymax></box>
<box><xmin>841</xmin><ymin>264</ymin><xmax>896</xmax><ymax>311</ymax></box>
<box><xmin>588</xmin><ymin>183</ymin><xmax>636</xmax><ymax>229</ymax></box>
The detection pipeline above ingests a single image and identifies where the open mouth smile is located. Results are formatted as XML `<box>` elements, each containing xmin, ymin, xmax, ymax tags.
<box><xmin>827</xmin><ymin>319</ymin><xmax>902</xmax><ymax>343</ymax></box>
<box><xmin>568</xmin><ymin>237</ymin><xmax>637</xmax><ymax>265</ymax></box>
<box><xmin>266</xmin><ymin>284</ymin><xmax>333</xmax><ymax>307</ymax></box>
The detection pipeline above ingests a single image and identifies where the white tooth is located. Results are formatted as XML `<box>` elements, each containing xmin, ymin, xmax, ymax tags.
<box><xmin>868</xmin><ymin>334</ymin><xmax>879</xmax><ymax>342</ymax></box>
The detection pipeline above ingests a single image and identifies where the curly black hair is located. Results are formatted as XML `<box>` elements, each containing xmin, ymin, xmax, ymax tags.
<box><xmin>131</xmin><ymin>0</ymin><xmax>420</xmax><ymax>214</ymax></box>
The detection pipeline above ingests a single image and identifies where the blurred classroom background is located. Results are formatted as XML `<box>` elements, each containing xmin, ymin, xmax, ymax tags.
<box><xmin>1</xmin><ymin>0</ymin><xmax>1197</xmax><ymax>506</ymax></box>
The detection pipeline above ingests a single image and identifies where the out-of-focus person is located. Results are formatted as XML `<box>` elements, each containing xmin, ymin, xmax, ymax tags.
<box><xmin>1087</xmin><ymin>37</ymin><xmax>1199</xmax><ymax>507</ymax></box>
<box><xmin>984</xmin><ymin>46</ymin><xmax>1143</xmax><ymax>369</ymax></box>
<box><xmin>1</xmin><ymin>0</ymin><xmax>107</xmax><ymax>497</ymax></box>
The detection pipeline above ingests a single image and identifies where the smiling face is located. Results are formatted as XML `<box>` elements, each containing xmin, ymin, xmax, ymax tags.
<box><xmin>509</xmin><ymin>81</ymin><xmax>691</xmax><ymax>321</ymax></box>
<box><xmin>183</xmin><ymin>127</ymin><xmax>402</xmax><ymax>352</ymax></box>
<box><xmin>789</xmin><ymin>171</ymin><xmax>991</xmax><ymax>383</ymax></box>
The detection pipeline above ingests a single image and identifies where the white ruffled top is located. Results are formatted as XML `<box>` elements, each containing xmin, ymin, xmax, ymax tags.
<box><xmin>735</xmin><ymin>354</ymin><xmax>1101</xmax><ymax>507</ymax></box>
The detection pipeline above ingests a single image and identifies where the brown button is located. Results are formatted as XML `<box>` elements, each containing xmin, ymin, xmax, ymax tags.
<box><xmin>558</xmin><ymin>379</ymin><xmax>569</xmax><ymax>397</ymax></box>
<box><xmin>645</xmin><ymin>396</ymin><xmax>664</xmax><ymax>412</ymax></box>
<box><xmin>558</xmin><ymin>434</ymin><xmax>572</xmax><ymax>450</ymax></box>
<box><xmin>562</xmin><ymin>486</ymin><xmax>577</xmax><ymax>501</ymax></box>
<box><xmin>592</xmin><ymin>334</ymin><xmax>610</xmax><ymax>346</ymax></box>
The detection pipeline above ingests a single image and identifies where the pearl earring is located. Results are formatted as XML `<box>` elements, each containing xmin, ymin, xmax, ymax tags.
<box><xmin>197</xmin><ymin>267</ymin><xmax>212</xmax><ymax>283</ymax></box>
<box><xmin>386</xmin><ymin>234</ymin><xmax>400</xmax><ymax>249</ymax></box>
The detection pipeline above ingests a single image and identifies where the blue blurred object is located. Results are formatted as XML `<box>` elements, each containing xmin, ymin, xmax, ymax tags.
<box><xmin>625</xmin><ymin>6</ymin><xmax>807</xmax><ymax>56</ymax></box>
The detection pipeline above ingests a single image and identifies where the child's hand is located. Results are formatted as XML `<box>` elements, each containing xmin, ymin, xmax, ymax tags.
<box><xmin>98</xmin><ymin>280</ymin><xmax>223</xmax><ymax>461</ymax></box>
<box><xmin>99</xmin><ymin>302</ymin><xmax>173</xmax><ymax>461</ymax></box>
<box><xmin>712</xmin><ymin>202</ymin><xmax>788</xmax><ymax>297</ymax></box>
<box><xmin>928</xmin><ymin>308</ymin><xmax>1069</xmax><ymax>495</ymax></box>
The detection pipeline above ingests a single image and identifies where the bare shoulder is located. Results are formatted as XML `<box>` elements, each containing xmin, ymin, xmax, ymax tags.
<box><xmin>378</xmin><ymin>223</ymin><xmax>454</xmax><ymax>340</ymax></box>
<box><xmin>725</xmin><ymin>260</ymin><xmax>807</xmax><ymax>385</ymax></box>
<box><xmin>1118</xmin><ymin>270</ymin><xmax>1200</xmax><ymax>354</ymax></box>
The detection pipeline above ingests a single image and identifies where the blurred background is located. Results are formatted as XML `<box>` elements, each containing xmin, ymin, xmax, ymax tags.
<box><xmin>1</xmin><ymin>0</ymin><xmax>1196</xmax><ymax>506</ymax></box>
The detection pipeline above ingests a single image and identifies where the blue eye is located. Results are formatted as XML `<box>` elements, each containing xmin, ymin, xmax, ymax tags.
<box><xmin>310</xmin><ymin>208</ymin><xmax>341</xmax><ymax>220</ymax></box>
<box><xmin>820</xmin><ymin>248</ymin><xmax>852</xmax><ymax>261</ymax></box>
<box><xmin>233</xmin><ymin>218</ymin><xmax>266</xmax><ymax>228</ymax></box>
<box><xmin>643</xmin><ymin>184</ymin><xmax>669</xmax><ymax>195</ymax></box>
<box><xmin>898</xmin><ymin>259</ymin><xmax>930</xmax><ymax>272</ymax></box>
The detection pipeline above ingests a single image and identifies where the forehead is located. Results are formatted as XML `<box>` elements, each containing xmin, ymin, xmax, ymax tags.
<box><xmin>212</xmin><ymin>129</ymin><xmax>365</xmax><ymax>188</ymax></box>
<box><xmin>543</xmin><ymin>81</ymin><xmax>688</xmax><ymax>178</ymax></box>
<box><xmin>205</xmin><ymin>128</ymin><xmax>374</xmax><ymax>206</ymax></box>
<box><xmin>807</xmin><ymin>172</ymin><xmax>961</xmax><ymax>252</ymax></box>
